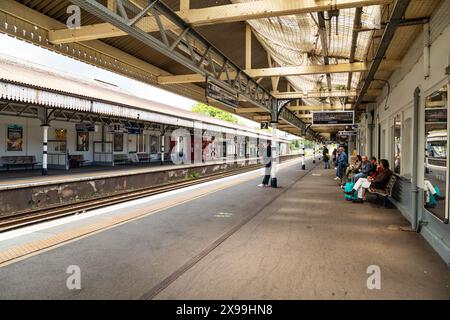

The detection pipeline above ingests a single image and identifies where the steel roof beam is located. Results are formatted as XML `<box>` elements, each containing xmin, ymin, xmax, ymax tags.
<box><xmin>69</xmin><ymin>0</ymin><xmax>274</xmax><ymax>112</ymax></box>
<box><xmin>355</xmin><ymin>0</ymin><xmax>411</xmax><ymax>108</ymax></box>
<box><xmin>346</xmin><ymin>7</ymin><xmax>362</xmax><ymax>105</ymax></box>
<box><xmin>158</xmin><ymin>62</ymin><xmax>372</xmax><ymax>84</ymax></box>
<box><xmin>69</xmin><ymin>0</ymin><xmax>313</xmax><ymax>135</ymax></box>
<box><xmin>50</xmin><ymin>0</ymin><xmax>393</xmax><ymax>44</ymax></box>
<box><xmin>317</xmin><ymin>11</ymin><xmax>333</xmax><ymax>102</ymax></box>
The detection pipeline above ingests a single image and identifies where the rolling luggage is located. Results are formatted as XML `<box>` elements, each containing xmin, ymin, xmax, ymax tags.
<box><xmin>344</xmin><ymin>182</ymin><xmax>357</xmax><ymax>201</ymax></box>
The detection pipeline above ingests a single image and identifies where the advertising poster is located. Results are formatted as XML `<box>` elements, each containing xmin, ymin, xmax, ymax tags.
<box><xmin>7</xmin><ymin>125</ymin><xmax>23</xmax><ymax>151</ymax></box>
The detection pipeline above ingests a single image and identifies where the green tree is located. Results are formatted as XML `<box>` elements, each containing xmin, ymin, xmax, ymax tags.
<box><xmin>290</xmin><ymin>140</ymin><xmax>301</xmax><ymax>150</ymax></box>
<box><xmin>191</xmin><ymin>103</ymin><xmax>239</xmax><ymax>124</ymax></box>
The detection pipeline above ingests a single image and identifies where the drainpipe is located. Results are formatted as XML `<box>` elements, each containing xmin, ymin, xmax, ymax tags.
<box><xmin>368</xmin><ymin>110</ymin><xmax>375</xmax><ymax>157</ymax></box>
<box><xmin>423</xmin><ymin>23</ymin><xmax>430</xmax><ymax>79</ymax></box>
<box><xmin>412</xmin><ymin>87</ymin><xmax>420</xmax><ymax>231</ymax></box>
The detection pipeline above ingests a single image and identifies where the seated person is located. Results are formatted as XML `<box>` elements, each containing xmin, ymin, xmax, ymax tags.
<box><xmin>341</xmin><ymin>156</ymin><xmax>356</xmax><ymax>185</ymax></box>
<box><xmin>353</xmin><ymin>156</ymin><xmax>372</xmax><ymax>182</ymax></box>
<box><xmin>369</xmin><ymin>159</ymin><xmax>382</xmax><ymax>180</ymax></box>
<box><xmin>345</xmin><ymin>159</ymin><xmax>393</xmax><ymax>203</ymax></box>
<box><xmin>368</xmin><ymin>157</ymin><xmax>378</xmax><ymax>177</ymax></box>
<box><xmin>341</xmin><ymin>155</ymin><xmax>362</xmax><ymax>186</ymax></box>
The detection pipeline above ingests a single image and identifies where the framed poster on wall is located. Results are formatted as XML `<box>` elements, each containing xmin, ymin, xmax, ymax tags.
<box><xmin>6</xmin><ymin>125</ymin><xmax>23</xmax><ymax>151</ymax></box>
<box><xmin>114</xmin><ymin>133</ymin><xmax>124</xmax><ymax>152</ymax></box>
<box><xmin>76</xmin><ymin>132</ymin><xmax>89</xmax><ymax>151</ymax></box>
<box><xmin>54</xmin><ymin>128</ymin><xmax>67</xmax><ymax>152</ymax></box>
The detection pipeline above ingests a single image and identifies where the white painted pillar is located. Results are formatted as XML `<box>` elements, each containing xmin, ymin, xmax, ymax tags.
<box><xmin>270</xmin><ymin>122</ymin><xmax>278</xmax><ymax>187</ymax></box>
<box><xmin>160</xmin><ymin>134</ymin><xmax>165</xmax><ymax>165</ymax></box>
<box><xmin>312</xmin><ymin>141</ymin><xmax>316</xmax><ymax>163</ymax></box>
<box><xmin>42</xmin><ymin>124</ymin><xmax>49</xmax><ymax>176</ymax></box>
<box><xmin>301</xmin><ymin>147</ymin><xmax>306</xmax><ymax>170</ymax></box>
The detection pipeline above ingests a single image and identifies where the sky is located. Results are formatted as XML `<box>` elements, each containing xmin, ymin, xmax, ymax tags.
<box><xmin>0</xmin><ymin>33</ymin><xmax>298</xmax><ymax>138</ymax></box>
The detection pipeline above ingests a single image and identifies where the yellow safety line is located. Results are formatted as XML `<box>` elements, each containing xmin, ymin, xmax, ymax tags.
<box><xmin>0</xmin><ymin>160</ymin><xmax>299</xmax><ymax>267</ymax></box>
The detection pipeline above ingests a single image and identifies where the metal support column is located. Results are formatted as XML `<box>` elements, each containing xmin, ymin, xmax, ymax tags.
<box><xmin>313</xmin><ymin>141</ymin><xmax>316</xmax><ymax>163</ymax></box>
<box><xmin>41</xmin><ymin>124</ymin><xmax>49</xmax><ymax>176</ymax></box>
<box><xmin>270</xmin><ymin>121</ymin><xmax>278</xmax><ymax>188</ymax></box>
<box><xmin>301</xmin><ymin>146</ymin><xmax>306</xmax><ymax>170</ymax></box>
<box><xmin>160</xmin><ymin>126</ymin><xmax>166</xmax><ymax>165</ymax></box>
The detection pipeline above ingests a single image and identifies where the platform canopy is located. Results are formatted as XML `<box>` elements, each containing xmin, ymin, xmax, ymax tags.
<box><xmin>0</xmin><ymin>0</ymin><xmax>442</xmax><ymax>139</ymax></box>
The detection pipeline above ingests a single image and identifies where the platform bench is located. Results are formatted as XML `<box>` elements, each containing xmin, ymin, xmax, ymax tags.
<box><xmin>137</xmin><ymin>153</ymin><xmax>151</xmax><ymax>163</ymax></box>
<box><xmin>114</xmin><ymin>154</ymin><xmax>129</xmax><ymax>165</ymax></box>
<box><xmin>368</xmin><ymin>174</ymin><xmax>397</xmax><ymax>207</ymax></box>
<box><xmin>1</xmin><ymin>156</ymin><xmax>38</xmax><ymax>171</ymax></box>
<box><xmin>69</xmin><ymin>154</ymin><xmax>87</xmax><ymax>168</ymax></box>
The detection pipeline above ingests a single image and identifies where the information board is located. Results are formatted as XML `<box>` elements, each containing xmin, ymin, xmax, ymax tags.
<box><xmin>206</xmin><ymin>81</ymin><xmax>239</xmax><ymax>108</ymax></box>
<box><xmin>312</xmin><ymin>111</ymin><xmax>354</xmax><ymax>126</ymax></box>
<box><xmin>76</xmin><ymin>123</ymin><xmax>96</xmax><ymax>132</ymax></box>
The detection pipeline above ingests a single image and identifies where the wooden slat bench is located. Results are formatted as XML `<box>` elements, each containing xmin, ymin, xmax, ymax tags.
<box><xmin>69</xmin><ymin>154</ymin><xmax>87</xmax><ymax>168</ymax></box>
<box><xmin>1</xmin><ymin>156</ymin><xmax>38</xmax><ymax>171</ymax></box>
<box><xmin>114</xmin><ymin>154</ymin><xmax>129</xmax><ymax>165</ymax></box>
<box><xmin>368</xmin><ymin>174</ymin><xmax>397</xmax><ymax>207</ymax></box>
<box><xmin>137</xmin><ymin>153</ymin><xmax>150</xmax><ymax>163</ymax></box>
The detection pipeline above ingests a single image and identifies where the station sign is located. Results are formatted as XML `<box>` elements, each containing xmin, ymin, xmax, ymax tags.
<box><xmin>312</xmin><ymin>111</ymin><xmax>354</xmax><ymax>126</ymax></box>
<box><xmin>261</xmin><ymin>122</ymin><xmax>270</xmax><ymax>130</ymax></box>
<box><xmin>206</xmin><ymin>81</ymin><xmax>239</xmax><ymax>108</ymax></box>
<box><xmin>75</xmin><ymin>123</ymin><xmax>96</xmax><ymax>132</ymax></box>
<box><xmin>338</xmin><ymin>131</ymin><xmax>357</xmax><ymax>136</ymax></box>
<box><xmin>108</xmin><ymin>123</ymin><xmax>127</xmax><ymax>133</ymax></box>
<box><xmin>127</xmin><ymin>127</ymin><xmax>143</xmax><ymax>135</ymax></box>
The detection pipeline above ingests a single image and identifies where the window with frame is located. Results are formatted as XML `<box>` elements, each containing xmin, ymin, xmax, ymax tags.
<box><xmin>136</xmin><ymin>134</ymin><xmax>149</xmax><ymax>153</ymax></box>
<box><xmin>424</xmin><ymin>84</ymin><xmax>448</xmax><ymax>222</ymax></box>
<box><xmin>393</xmin><ymin>114</ymin><xmax>401</xmax><ymax>174</ymax></box>
<box><xmin>150</xmin><ymin>135</ymin><xmax>158</xmax><ymax>154</ymax></box>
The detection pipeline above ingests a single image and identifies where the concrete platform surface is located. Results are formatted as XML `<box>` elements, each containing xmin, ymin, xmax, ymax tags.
<box><xmin>0</xmin><ymin>160</ymin><xmax>449</xmax><ymax>299</ymax></box>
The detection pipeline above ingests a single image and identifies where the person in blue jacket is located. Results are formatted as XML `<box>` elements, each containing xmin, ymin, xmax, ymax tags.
<box><xmin>334</xmin><ymin>147</ymin><xmax>348</xmax><ymax>181</ymax></box>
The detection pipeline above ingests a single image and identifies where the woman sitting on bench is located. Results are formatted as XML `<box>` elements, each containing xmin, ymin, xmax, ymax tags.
<box><xmin>344</xmin><ymin>159</ymin><xmax>393</xmax><ymax>203</ymax></box>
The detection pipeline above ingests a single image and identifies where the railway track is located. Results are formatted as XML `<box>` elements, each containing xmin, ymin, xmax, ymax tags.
<box><xmin>0</xmin><ymin>162</ymin><xmax>283</xmax><ymax>233</ymax></box>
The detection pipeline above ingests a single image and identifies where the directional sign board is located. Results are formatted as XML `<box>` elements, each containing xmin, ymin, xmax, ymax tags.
<box><xmin>312</xmin><ymin>111</ymin><xmax>354</xmax><ymax>126</ymax></box>
<box><xmin>75</xmin><ymin>123</ymin><xmax>96</xmax><ymax>132</ymax></box>
<box><xmin>206</xmin><ymin>81</ymin><xmax>239</xmax><ymax>108</ymax></box>
<box><xmin>338</xmin><ymin>131</ymin><xmax>357</xmax><ymax>136</ymax></box>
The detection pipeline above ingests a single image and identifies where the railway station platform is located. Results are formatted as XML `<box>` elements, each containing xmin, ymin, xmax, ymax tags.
<box><xmin>0</xmin><ymin>158</ymin><xmax>448</xmax><ymax>300</ymax></box>
<box><xmin>0</xmin><ymin>155</ymin><xmax>300</xmax><ymax>220</ymax></box>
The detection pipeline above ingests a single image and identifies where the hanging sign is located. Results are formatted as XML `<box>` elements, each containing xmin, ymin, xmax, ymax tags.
<box><xmin>108</xmin><ymin>123</ymin><xmax>127</xmax><ymax>133</ymax></box>
<box><xmin>127</xmin><ymin>127</ymin><xmax>143</xmax><ymax>135</ymax></box>
<box><xmin>312</xmin><ymin>111</ymin><xmax>355</xmax><ymax>126</ymax></box>
<box><xmin>76</xmin><ymin>123</ymin><xmax>95</xmax><ymax>132</ymax></box>
<box><xmin>206</xmin><ymin>81</ymin><xmax>239</xmax><ymax>108</ymax></box>
<box><xmin>338</xmin><ymin>131</ymin><xmax>357</xmax><ymax>136</ymax></box>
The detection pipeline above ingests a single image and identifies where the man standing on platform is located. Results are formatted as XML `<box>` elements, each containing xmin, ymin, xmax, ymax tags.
<box><xmin>322</xmin><ymin>145</ymin><xmax>330</xmax><ymax>169</ymax></box>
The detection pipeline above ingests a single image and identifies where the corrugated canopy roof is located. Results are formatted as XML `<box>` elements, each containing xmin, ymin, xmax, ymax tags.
<box><xmin>0</xmin><ymin>54</ymin><xmax>289</xmax><ymax>139</ymax></box>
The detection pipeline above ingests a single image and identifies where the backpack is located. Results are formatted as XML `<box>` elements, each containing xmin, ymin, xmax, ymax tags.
<box><xmin>344</xmin><ymin>182</ymin><xmax>358</xmax><ymax>201</ymax></box>
<box><xmin>428</xmin><ymin>185</ymin><xmax>441</xmax><ymax>207</ymax></box>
